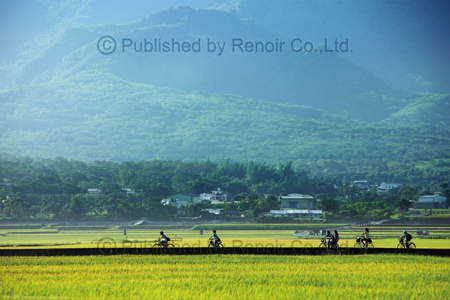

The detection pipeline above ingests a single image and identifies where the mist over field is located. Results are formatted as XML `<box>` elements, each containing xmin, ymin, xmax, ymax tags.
<box><xmin>0</xmin><ymin>0</ymin><xmax>449</xmax><ymax>182</ymax></box>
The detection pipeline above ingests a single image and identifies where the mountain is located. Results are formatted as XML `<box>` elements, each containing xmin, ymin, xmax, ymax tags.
<box><xmin>219</xmin><ymin>0</ymin><xmax>450</xmax><ymax>94</ymax></box>
<box><xmin>1</xmin><ymin>4</ymin><xmax>449</xmax><ymax>184</ymax></box>
<box><xmin>1</xmin><ymin>71</ymin><xmax>449</xmax><ymax>183</ymax></box>
<box><xmin>13</xmin><ymin>6</ymin><xmax>404</xmax><ymax>122</ymax></box>
<box><xmin>0</xmin><ymin>70</ymin><xmax>343</xmax><ymax>162</ymax></box>
<box><xmin>382</xmin><ymin>94</ymin><xmax>450</xmax><ymax>127</ymax></box>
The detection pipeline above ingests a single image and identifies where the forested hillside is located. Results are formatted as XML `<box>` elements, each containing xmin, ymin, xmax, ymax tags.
<box><xmin>1</xmin><ymin>4</ymin><xmax>449</xmax><ymax>190</ymax></box>
<box><xmin>1</xmin><ymin>71</ymin><xmax>449</xmax><ymax>185</ymax></box>
<box><xmin>12</xmin><ymin>6</ymin><xmax>403</xmax><ymax>122</ymax></box>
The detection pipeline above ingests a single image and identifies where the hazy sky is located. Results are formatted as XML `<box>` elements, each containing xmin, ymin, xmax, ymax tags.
<box><xmin>1</xmin><ymin>0</ymin><xmax>449</xmax><ymax>92</ymax></box>
<box><xmin>0</xmin><ymin>0</ymin><xmax>224</xmax><ymax>61</ymax></box>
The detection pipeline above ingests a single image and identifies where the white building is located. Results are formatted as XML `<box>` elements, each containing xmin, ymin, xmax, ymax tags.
<box><xmin>266</xmin><ymin>209</ymin><xmax>323</xmax><ymax>219</ymax></box>
<box><xmin>377</xmin><ymin>182</ymin><xmax>402</xmax><ymax>193</ymax></box>
<box><xmin>161</xmin><ymin>198</ymin><xmax>188</xmax><ymax>208</ymax></box>
<box><xmin>200</xmin><ymin>188</ymin><xmax>227</xmax><ymax>204</ymax></box>
<box><xmin>205</xmin><ymin>209</ymin><xmax>222</xmax><ymax>215</ymax></box>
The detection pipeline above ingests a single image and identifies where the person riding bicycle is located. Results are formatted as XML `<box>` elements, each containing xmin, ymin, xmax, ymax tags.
<box><xmin>209</xmin><ymin>230</ymin><xmax>221</xmax><ymax>247</ymax></box>
<box><xmin>400</xmin><ymin>230</ymin><xmax>412</xmax><ymax>249</ymax></box>
<box><xmin>329</xmin><ymin>230</ymin><xmax>339</xmax><ymax>247</ymax></box>
<box><xmin>361</xmin><ymin>228</ymin><xmax>372</xmax><ymax>248</ymax></box>
<box><xmin>323</xmin><ymin>230</ymin><xmax>333</xmax><ymax>248</ymax></box>
<box><xmin>158</xmin><ymin>231</ymin><xmax>170</xmax><ymax>247</ymax></box>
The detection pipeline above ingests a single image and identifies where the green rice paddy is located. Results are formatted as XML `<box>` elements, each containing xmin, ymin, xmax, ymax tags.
<box><xmin>1</xmin><ymin>255</ymin><xmax>449</xmax><ymax>299</ymax></box>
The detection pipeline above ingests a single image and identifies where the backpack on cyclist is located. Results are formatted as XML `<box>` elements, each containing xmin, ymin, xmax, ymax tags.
<box><xmin>166</xmin><ymin>237</ymin><xmax>171</xmax><ymax>241</ymax></box>
<box><xmin>406</xmin><ymin>233</ymin><xmax>412</xmax><ymax>241</ymax></box>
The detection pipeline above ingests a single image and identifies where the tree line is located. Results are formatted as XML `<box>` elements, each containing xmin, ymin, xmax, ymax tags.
<box><xmin>0</xmin><ymin>157</ymin><xmax>447</xmax><ymax>221</ymax></box>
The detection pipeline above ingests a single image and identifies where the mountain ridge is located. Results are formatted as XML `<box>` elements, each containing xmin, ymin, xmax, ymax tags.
<box><xmin>1</xmin><ymin>71</ymin><xmax>448</xmax><ymax>183</ymax></box>
<box><xmin>12</xmin><ymin>6</ymin><xmax>404</xmax><ymax>122</ymax></box>
<box><xmin>218</xmin><ymin>0</ymin><xmax>450</xmax><ymax>94</ymax></box>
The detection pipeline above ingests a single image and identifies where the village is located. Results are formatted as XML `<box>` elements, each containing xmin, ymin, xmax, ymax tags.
<box><xmin>152</xmin><ymin>182</ymin><xmax>448</xmax><ymax>222</ymax></box>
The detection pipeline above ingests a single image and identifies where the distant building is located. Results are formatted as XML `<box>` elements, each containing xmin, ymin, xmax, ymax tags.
<box><xmin>415</xmin><ymin>195</ymin><xmax>447</xmax><ymax>209</ymax></box>
<box><xmin>266</xmin><ymin>209</ymin><xmax>323</xmax><ymax>219</ymax></box>
<box><xmin>161</xmin><ymin>193</ymin><xmax>199</xmax><ymax>207</ymax></box>
<box><xmin>285</xmin><ymin>209</ymin><xmax>310</xmax><ymax>218</ymax></box>
<box><xmin>377</xmin><ymin>182</ymin><xmax>402</xmax><ymax>193</ymax></box>
<box><xmin>353</xmin><ymin>181</ymin><xmax>369</xmax><ymax>190</ymax></box>
<box><xmin>122</xmin><ymin>188</ymin><xmax>136</xmax><ymax>195</ymax></box>
<box><xmin>220</xmin><ymin>209</ymin><xmax>242</xmax><ymax>217</ymax></box>
<box><xmin>279</xmin><ymin>194</ymin><xmax>316</xmax><ymax>209</ymax></box>
<box><xmin>205</xmin><ymin>208</ymin><xmax>222</xmax><ymax>215</ymax></box>
<box><xmin>87</xmin><ymin>188</ymin><xmax>137</xmax><ymax>195</ymax></box>
<box><xmin>200</xmin><ymin>188</ymin><xmax>227</xmax><ymax>204</ymax></box>
<box><xmin>268</xmin><ymin>210</ymin><xmax>287</xmax><ymax>217</ymax></box>
<box><xmin>204</xmin><ymin>208</ymin><xmax>242</xmax><ymax>217</ymax></box>
<box><xmin>309</xmin><ymin>210</ymin><xmax>325</xmax><ymax>219</ymax></box>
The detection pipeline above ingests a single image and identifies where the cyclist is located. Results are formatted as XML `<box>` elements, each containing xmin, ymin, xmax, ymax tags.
<box><xmin>330</xmin><ymin>230</ymin><xmax>339</xmax><ymax>247</ymax></box>
<box><xmin>323</xmin><ymin>230</ymin><xmax>333</xmax><ymax>248</ymax></box>
<box><xmin>158</xmin><ymin>231</ymin><xmax>170</xmax><ymax>247</ymax></box>
<box><xmin>361</xmin><ymin>228</ymin><xmax>371</xmax><ymax>248</ymax></box>
<box><xmin>400</xmin><ymin>230</ymin><xmax>412</xmax><ymax>249</ymax></box>
<box><xmin>209</xmin><ymin>230</ymin><xmax>221</xmax><ymax>247</ymax></box>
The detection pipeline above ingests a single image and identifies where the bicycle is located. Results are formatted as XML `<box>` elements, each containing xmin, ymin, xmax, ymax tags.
<box><xmin>319</xmin><ymin>237</ymin><xmax>339</xmax><ymax>249</ymax></box>
<box><xmin>354</xmin><ymin>236</ymin><xmax>374</xmax><ymax>248</ymax></box>
<box><xmin>319</xmin><ymin>237</ymin><xmax>340</xmax><ymax>254</ymax></box>
<box><xmin>153</xmin><ymin>240</ymin><xmax>175</xmax><ymax>248</ymax></box>
<box><xmin>208</xmin><ymin>239</ymin><xmax>224</xmax><ymax>253</ymax></box>
<box><xmin>397</xmin><ymin>237</ymin><xmax>416</xmax><ymax>249</ymax></box>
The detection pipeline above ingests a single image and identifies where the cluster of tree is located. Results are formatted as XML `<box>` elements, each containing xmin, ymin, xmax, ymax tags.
<box><xmin>0</xmin><ymin>157</ymin><xmax>332</xmax><ymax>220</ymax></box>
<box><xmin>333</xmin><ymin>202</ymin><xmax>394</xmax><ymax>220</ymax></box>
<box><xmin>0</xmin><ymin>157</ymin><xmax>447</xmax><ymax>221</ymax></box>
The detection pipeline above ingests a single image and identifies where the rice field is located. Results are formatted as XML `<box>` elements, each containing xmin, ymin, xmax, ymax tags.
<box><xmin>1</xmin><ymin>255</ymin><xmax>449</xmax><ymax>299</ymax></box>
<box><xmin>1</xmin><ymin>225</ymin><xmax>450</xmax><ymax>249</ymax></box>
<box><xmin>1</xmin><ymin>224</ymin><xmax>449</xmax><ymax>299</ymax></box>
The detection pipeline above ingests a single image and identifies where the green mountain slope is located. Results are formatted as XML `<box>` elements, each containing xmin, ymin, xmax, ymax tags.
<box><xmin>382</xmin><ymin>94</ymin><xmax>450</xmax><ymax>127</ymax></box>
<box><xmin>13</xmin><ymin>6</ymin><xmax>404</xmax><ymax>122</ymax></box>
<box><xmin>1</xmin><ymin>71</ymin><xmax>449</xmax><ymax>183</ymax></box>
